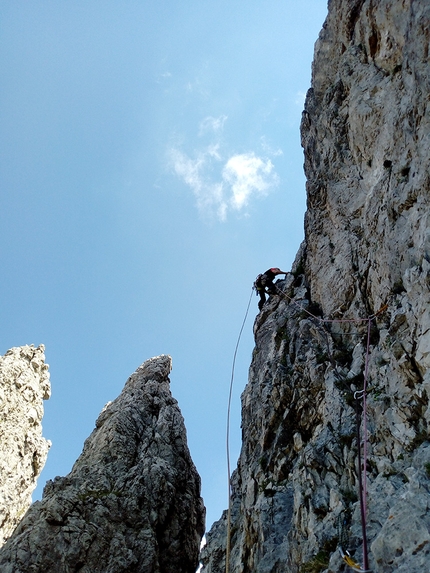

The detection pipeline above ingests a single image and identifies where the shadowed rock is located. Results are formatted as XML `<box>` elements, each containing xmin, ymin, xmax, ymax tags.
<box><xmin>0</xmin><ymin>354</ymin><xmax>205</xmax><ymax>573</ymax></box>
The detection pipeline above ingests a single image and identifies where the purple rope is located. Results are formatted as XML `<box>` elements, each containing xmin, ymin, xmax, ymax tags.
<box><xmin>273</xmin><ymin>283</ymin><xmax>380</xmax><ymax>571</ymax></box>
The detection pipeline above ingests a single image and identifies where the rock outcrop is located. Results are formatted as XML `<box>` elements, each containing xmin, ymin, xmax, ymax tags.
<box><xmin>0</xmin><ymin>345</ymin><xmax>51</xmax><ymax>547</ymax></box>
<box><xmin>0</xmin><ymin>354</ymin><xmax>205</xmax><ymax>573</ymax></box>
<box><xmin>201</xmin><ymin>1</ymin><xmax>430</xmax><ymax>572</ymax></box>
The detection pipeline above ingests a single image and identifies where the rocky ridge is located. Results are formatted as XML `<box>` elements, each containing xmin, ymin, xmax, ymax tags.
<box><xmin>0</xmin><ymin>345</ymin><xmax>51</xmax><ymax>547</ymax></box>
<box><xmin>0</xmin><ymin>354</ymin><xmax>205</xmax><ymax>573</ymax></box>
<box><xmin>201</xmin><ymin>1</ymin><xmax>430</xmax><ymax>572</ymax></box>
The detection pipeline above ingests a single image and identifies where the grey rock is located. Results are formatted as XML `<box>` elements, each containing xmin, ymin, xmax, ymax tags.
<box><xmin>0</xmin><ymin>354</ymin><xmax>205</xmax><ymax>573</ymax></box>
<box><xmin>202</xmin><ymin>0</ymin><xmax>430</xmax><ymax>571</ymax></box>
<box><xmin>0</xmin><ymin>345</ymin><xmax>51</xmax><ymax>547</ymax></box>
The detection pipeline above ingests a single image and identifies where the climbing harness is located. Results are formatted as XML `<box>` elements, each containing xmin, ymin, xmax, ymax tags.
<box><xmin>225</xmin><ymin>286</ymin><xmax>254</xmax><ymax>573</ymax></box>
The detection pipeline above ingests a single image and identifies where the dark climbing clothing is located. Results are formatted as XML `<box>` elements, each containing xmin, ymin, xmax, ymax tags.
<box><xmin>254</xmin><ymin>267</ymin><xmax>286</xmax><ymax>311</ymax></box>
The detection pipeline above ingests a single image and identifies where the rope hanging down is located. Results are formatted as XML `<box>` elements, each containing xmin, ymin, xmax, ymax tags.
<box><xmin>225</xmin><ymin>287</ymin><xmax>254</xmax><ymax>573</ymax></box>
<box><xmin>224</xmin><ymin>279</ymin><xmax>385</xmax><ymax>572</ymax></box>
<box><xmin>270</xmin><ymin>283</ymin><xmax>386</xmax><ymax>572</ymax></box>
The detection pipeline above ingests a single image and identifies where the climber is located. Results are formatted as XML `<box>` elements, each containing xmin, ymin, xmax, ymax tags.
<box><xmin>254</xmin><ymin>268</ymin><xmax>287</xmax><ymax>311</ymax></box>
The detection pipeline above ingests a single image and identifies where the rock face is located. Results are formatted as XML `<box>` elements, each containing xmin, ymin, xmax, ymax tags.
<box><xmin>0</xmin><ymin>345</ymin><xmax>51</xmax><ymax>547</ymax></box>
<box><xmin>201</xmin><ymin>1</ymin><xmax>430</xmax><ymax>572</ymax></box>
<box><xmin>0</xmin><ymin>355</ymin><xmax>205</xmax><ymax>573</ymax></box>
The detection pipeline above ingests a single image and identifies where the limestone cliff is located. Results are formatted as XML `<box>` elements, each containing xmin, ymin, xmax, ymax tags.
<box><xmin>0</xmin><ymin>355</ymin><xmax>205</xmax><ymax>573</ymax></box>
<box><xmin>201</xmin><ymin>1</ymin><xmax>430</xmax><ymax>572</ymax></box>
<box><xmin>0</xmin><ymin>345</ymin><xmax>51</xmax><ymax>547</ymax></box>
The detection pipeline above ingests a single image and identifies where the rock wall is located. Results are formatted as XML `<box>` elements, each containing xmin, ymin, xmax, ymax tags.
<box><xmin>0</xmin><ymin>345</ymin><xmax>51</xmax><ymax>547</ymax></box>
<box><xmin>0</xmin><ymin>355</ymin><xmax>205</xmax><ymax>573</ymax></box>
<box><xmin>201</xmin><ymin>1</ymin><xmax>430</xmax><ymax>572</ymax></box>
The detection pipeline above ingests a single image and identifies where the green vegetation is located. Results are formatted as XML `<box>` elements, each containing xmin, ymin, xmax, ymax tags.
<box><xmin>407</xmin><ymin>431</ymin><xmax>428</xmax><ymax>452</ymax></box>
<box><xmin>315</xmin><ymin>351</ymin><xmax>328</xmax><ymax>365</ymax></box>
<box><xmin>300</xmin><ymin>551</ymin><xmax>330</xmax><ymax>573</ymax></box>
<box><xmin>340</xmin><ymin>488</ymin><xmax>358</xmax><ymax>504</ymax></box>
<box><xmin>292</xmin><ymin>258</ymin><xmax>304</xmax><ymax>278</ymax></box>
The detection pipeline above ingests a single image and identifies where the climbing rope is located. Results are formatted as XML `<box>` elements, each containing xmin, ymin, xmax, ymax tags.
<box><xmin>359</xmin><ymin>318</ymin><xmax>372</xmax><ymax>572</ymax></box>
<box><xmin>224</xmin><ymin>279</ymin><xmax>385</xmax><ymax>572</ymax></box>
<box><xmin>225</xmin><ymin>287</ymin><xmax>254</xmax><ymax>573</ymax></box>
<box><xmin>337</xmin><ymin>512</ymin><xmax>373</xmax><ymax>570</ymax></box>
<box><xmin>270</xmin><ymin>283</ymin><xmax>385</xmax><ymax>572</ymax></box>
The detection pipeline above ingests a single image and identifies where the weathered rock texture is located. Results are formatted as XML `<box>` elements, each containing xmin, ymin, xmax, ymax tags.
<box><xmin>0</xmin><ymin>345</ymin><xmax>51</xmax><ymax>547</ymax></box>
<box><xmin>202</xmin><ymin>1</ymin><xmax>430</xmax><ymax>572</ymax></box>
<box><xmin>0</xmin><ymin>355</ymin><xmax>205</xmax><ymax>573</ymax></box>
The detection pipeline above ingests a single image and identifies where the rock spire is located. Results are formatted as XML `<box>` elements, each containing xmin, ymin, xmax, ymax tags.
<box><xmin>0</xmin><ymin>345</ymin><xmax>51</xmax><ymax>547</ymax></box>
<box><xmin>0</xmin><ymin>354</ymin><xmax>205</xmax><ymax>573</ymax></box>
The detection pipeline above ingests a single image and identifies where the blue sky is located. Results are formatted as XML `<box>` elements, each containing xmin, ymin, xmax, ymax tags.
<box><xmin>0</xmin><ymin>1</ymin><xmax>328</xmax><ymax>531</ymax></box>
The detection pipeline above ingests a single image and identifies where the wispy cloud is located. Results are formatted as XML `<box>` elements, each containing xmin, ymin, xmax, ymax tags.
<box><xmin>169</xmin><ymin>146</ymin><xmax>279</xmax><ymax>221</ymax></box>
<box><xmin>207</xmin><ymin>143</ymin><xmax>221</xmax><ymax>160</ymax></box>
<box><xmin>260</xmin><ymin>136</ymin><xmax>283</xmax><ymax>157</ymax></box>
<box><xmin>185</xmin><ymin>76</ymin><xmax>210</xmax><ymax>99</ymax></box>
<box><xmin>155</xmin><ymin>71</ymin><xmax>172</xmax><ymax>84</ymax></box>
<box><xmin>169</xmin><ymin>148</ymin><xmax>228</xmax><ymax>221</ymax></box>
<box><xmin>169</xmin><ymin>115</ymin><xmax>280</xmax><ymax>221</ymax></box>
<box><xmin>198</xmin><ymin>115</ymin><xmax>228</xmax><ymax>135</ymax></box>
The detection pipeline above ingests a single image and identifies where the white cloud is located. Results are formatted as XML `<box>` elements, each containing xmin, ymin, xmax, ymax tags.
<box><xmin>169</xmin><ymin>116</ymin><xmax>279</xmax><ymax>221</ymax></box>
<box><xmin>155</xmin><ymin>71</ymin><xmax>172</xmax><ymax>84</ymax></box>
<box><xmin>170</xmin><ymin>149</ymin><xmax>203</xmax><ymax>190</ymax></box>
<box><xmin>169</xmin><ymin>148</ymin><xmax>228</xmax><ymax>221</ymax></box>
<box><xmin>170</xmin><ymin>147</ymin><xmax>278</xmax><ymax>222</ymax></box>
<box><xmin>207</xmin><ymin>143</ymin><xmax>221</xmax><ymax>160</ymax></box>
<box><xmin>222</xmin><ymin>153</ymin><xmax>278</xmax><ymax>211</ymax></box>
<box><xmin>260</xmin><ymin>136</ymin><xmax>283</xmax><ymax>157</ymax></box>
<box><xmin>198</xmin><ymin>115</ymin><xmax>228</xmax><ymax>135</ymax></box>
<box><xmin>184</xmin><ymin>77</ymin><xmax>209</xmax><ymax>98</ymax></box>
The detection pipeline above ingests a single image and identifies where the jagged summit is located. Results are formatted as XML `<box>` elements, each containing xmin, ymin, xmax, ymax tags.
<box><xmin>0</xmin><ymin>354</ymin><xmax>205</xmax><ymax>573</ymax></box>
<box><xmin>129</xmin><ymin>354</ymin><xmax>172</xmax><ymax>384</ymax></box>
